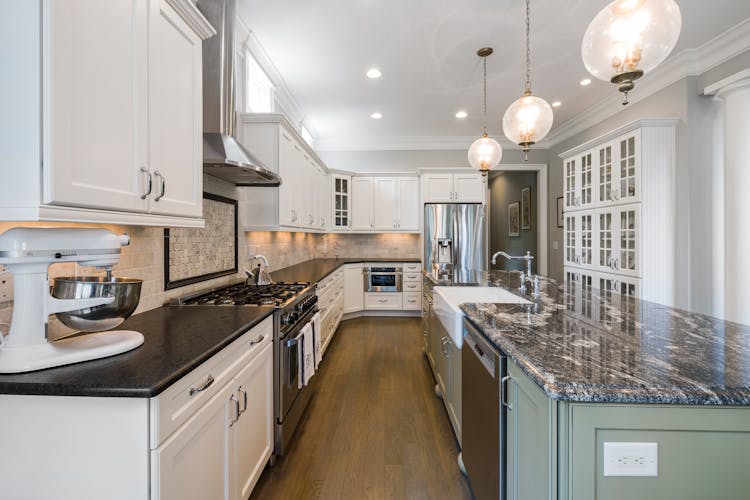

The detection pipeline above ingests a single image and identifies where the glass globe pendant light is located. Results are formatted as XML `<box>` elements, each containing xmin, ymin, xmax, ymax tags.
<box><xmin>502</xmin><ymin>0</ymin><xmax>553</xmax><ymax>161</ymax></box>
<box><xmin>582</xmin><ymin>0</ymin><xmax>682</xmax><ymax>104</ymax></box>
<box><xmin>468</xmin><ymin>48</ymin><xmax>502</xmax><ymax>176</ymax></box>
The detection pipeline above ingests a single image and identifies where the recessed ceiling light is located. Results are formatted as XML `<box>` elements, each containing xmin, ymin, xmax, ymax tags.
<box><xmin>366</xmin><ymin>68</ymin><xmax>382</xmax><ymax>79</ymax></box>
<box><xmin>455</xmin><ymin>111</ymin><xmax>468</xmax><ymax>119</ymax></box>
<box><xmin>580</xmin><ymin>78</ymin><xmax>592</xmax><ymax>86</ymax></box>
<box><xmin>371</xmin><ymin>112</ymin><xmax>383</xmax><ymax>119</ymax></box>
<box><xmin>552</xmin><ymin>101</ymin><xmax>562</xmax><ymax>107</ymax></box>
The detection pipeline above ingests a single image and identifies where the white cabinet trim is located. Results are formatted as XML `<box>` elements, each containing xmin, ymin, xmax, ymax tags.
<box><xmin>558</xmin><ymin>118</ymin><xmax>680</xmax><ymax>159</ymax></box>
<box><xmin>164</xmin><ymin>0</ymin><xmax>216</xmax><ymax>40</ymax></box>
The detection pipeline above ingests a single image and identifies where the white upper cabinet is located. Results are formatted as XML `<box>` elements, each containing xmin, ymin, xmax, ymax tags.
<box><xmin>351</xmin><ymin>177</ymin><xmax>374</xmax><ymax>230</ymax></box>
<box><xmin>561</xmin><ymin>120</ymin><xmax>675</xmax><ymax>305</ymax></box>
<box><xmin>373</xmin><ymin>177</ymin><xmax>397</xmax><ymax>230</ymax></box>
<box><xmin>421</xmin><ymin>172</ymin><xmax>485</xmax><ymax>203</ymax></box>
<box><xmin>0</xmin><ymin>0</ymin><xmax>213</xmax><ymax>226</ymax></box>
<box><xmin>146</xmin><ymin>0</ymin><xmax>203</xmax><ymax>217</ymax></box>
<box><xmin>237</xmin><ymin>114</ymin><xmax>331</xmax><ymax>232</ymax></box>
<box><xmin>397</xmin><ymin>177</ymin><xmax>420</xmax><ymax>230</ymax></box>
<box><xmin>331</xmin><ymin>174</ymin><xmax>351</xmax><ymax>230</ymax></box>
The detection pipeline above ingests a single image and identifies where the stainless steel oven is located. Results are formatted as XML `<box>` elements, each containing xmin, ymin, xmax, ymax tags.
<box><xmin>363</xmin><ymin>265</ymin><xmax>402</xmax><ymax>292</ymax></box>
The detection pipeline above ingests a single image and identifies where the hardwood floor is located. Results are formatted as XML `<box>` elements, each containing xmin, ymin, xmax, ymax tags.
<box><xmin>250</xmin><ymin>316</ymin><xmax>473</xmax><ymax>500</ymax></box>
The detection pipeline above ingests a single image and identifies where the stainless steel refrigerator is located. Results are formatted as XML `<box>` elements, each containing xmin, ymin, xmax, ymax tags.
<box><xmin>423</xmin><ymin>203</ymin><xmax>487</xmax><ymax>282</ymax></box>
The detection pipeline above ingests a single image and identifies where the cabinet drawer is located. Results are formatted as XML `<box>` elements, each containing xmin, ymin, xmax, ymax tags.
<box><xmin>403</xmin><ymin>272</ymin><xmax>421</xmax><ymax>282</ymax></box>
<box><xmin>150</xmin><ymin>316</ymin><xmax>273</xmax><ymax>448</ymax></box>
<box><xmin>365</xmin><ymin>292</ymin><xmax>403</xmax><ymax>310</ymax></box>
<box><xmin>403</xmin><ymin>280</ymin><xmax>422</xmax><ymax>292</ymax></box>
<box><xmin>403</xmin><ymin>263</ymin><xmax>421</xmax><ymax>273</ymax></box>
<box><xmin>403</xmin><ymin>292</ymin><xmax>422</xmax><ymax>310</ymax></box>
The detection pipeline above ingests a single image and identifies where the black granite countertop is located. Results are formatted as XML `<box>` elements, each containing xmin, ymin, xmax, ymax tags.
<box><xmin>457</xmin><ymin>270</ymin><xmax>750</xmax><ymax>406</ymax></box>
<box><xmin>270</xmin><ymin>257</ymin><xmax>420</xmax><ymax>284</ymax></box>
<box><xmin>0</xmin><ymin>306</ymin><xmax>275</xmax><ymax>397</ymax></box>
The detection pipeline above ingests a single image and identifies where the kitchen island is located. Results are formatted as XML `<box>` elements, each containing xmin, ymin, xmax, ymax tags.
<box><xmin>458</xmin><ymin>270</ymin><xmax>750</xmax><ymax>500</ymax></box>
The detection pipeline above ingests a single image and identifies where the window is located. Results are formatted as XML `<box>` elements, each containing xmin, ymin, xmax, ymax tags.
<box><xmin>300</xmin><ymin>126</ymin><xmax>314</xmax><ymax>148</ymax></box>
<box><xmin>245</xmin><ymin>51</ymin><xmax>274</xmax><ymax>113</ymax></box>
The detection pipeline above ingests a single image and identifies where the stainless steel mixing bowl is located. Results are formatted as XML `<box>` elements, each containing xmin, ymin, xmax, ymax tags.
<box><xmin>52</xmin><ymin>277</ymin><xmax>143</xmax><ymax>332</ymax></box>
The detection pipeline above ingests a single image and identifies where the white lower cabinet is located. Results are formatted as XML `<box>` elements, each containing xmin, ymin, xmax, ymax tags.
<box><xmin>365</xmin><ymin>292</ymin><xmax>403</xmax><ymax>310</ymax></box>
<box><xmin>344</xmin><ymin>263</ymin><xmax>364</xmax><ymax>313</ymax></box>
<box><xmin>151</xmin><ymin>319</ymin><xmax>274</xmax><ymax>500</ymax></box>
<box><xmin>317</xmin><ymin>267</ymin><xmax>345</xmax><ymax>354</ymax></box>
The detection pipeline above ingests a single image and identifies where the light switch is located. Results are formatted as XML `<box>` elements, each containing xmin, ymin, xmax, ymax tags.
<box><xmin>552</xmin><ymin>241</ymin><xmax>559</xmax><ymax>250</ymax></box>
<box><xmin>603</xmin><ymin>442</ymin><xmax>658</xmax><ymax>477</ymax></box>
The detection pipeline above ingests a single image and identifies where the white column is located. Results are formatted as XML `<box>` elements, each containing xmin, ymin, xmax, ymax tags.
<box><xmin>705</xmin><ymin>70</ymin><xmax>750</xmax><ymax>325</ymax></box>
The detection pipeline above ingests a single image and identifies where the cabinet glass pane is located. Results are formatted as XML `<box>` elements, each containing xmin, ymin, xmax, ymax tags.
<box><xmin>335</xmin><ymin>216</ymin><xmax>342</xmax><ymax>226</ymax></box>
<box><xmin>581</xmin><ymin>214</ymin><xmax>593</xmax><ymax>265</ymax></box>
<box><xmin>342</xmin><ymin>216</ymin><xmax>348</xmax><ymax>225</ymax></box>
<box><xmin>620</xmin><ymin>210</ymin><xmax>637</xmax><ymax>271</ymax></box>
<box><xmin>335</xmin><ymin>196</ymin><xmax>341</xmax><ymax>210</ymax></box>
<box><xmin>620</xmin><ymin>136</ymin><xmax>637</xmax><ymax>198</ymax></box>
<box><xmin>565</xmin><ymin>159</ymin><xmax>576</xmax><ymax>206</ymax></box>
<box><xmin>598</xmin><ymin>145</ymin><xmax>612</xmax><ymax>202</ymax></box>
<box><xmin>581</xmin><ymin>153</ymin><xmax>592</xmax><ymax>205</ymax></box>
<box><xmin>342</xmin><ymin>180</ymin><xmax>348</xmax><ymax>194</ymax></box>
<box><xmin>566</xmin><ymin>216</ymin><xmax>577</xmax><ymax>264</ymax></box>
<box><xmin>620</xmin><ymin>281</ymin><xmax>637</xmax><ymax>297</ymax></box>
<box><xmin>335</xmin><ymin>178</ymin><xmax>341</xmax><ymax>192</ymax></box>
<box><xmin>599</xmin><ymin>213</ymin><xmax>612</xmax><ymax>267</ymax></box>
<box><xmin>342</xmin><ymin>197</ymin><xmax>347</xmax><ymax>210</ymax></box>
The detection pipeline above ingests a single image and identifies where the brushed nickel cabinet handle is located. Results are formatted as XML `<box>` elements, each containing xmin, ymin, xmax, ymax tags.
<box><xmin>501</xmin><ymin>375</ymin><xmax>513</xmax><ymax>411</ymax></box>
<box><xmin>250</xmin><ymin>334</ymin><xmax>264</xmax><ymax>346</ymax></box>
<box><xmin>189</xmin><ymin>374</ymin><xmax>214</xmax><ymax>396</ymax></box>
<box><xmin>238</xmin><ymin>386</ymin><xmax>248</xmax><ymax>415</ymax></box>
<box><xmin>153</xmin><ymin>171</ymin><xmax>165</xmax><ymax>201</ymax></box>
<box><xmin>229</xmin><ymin>394</ymin><xmax>240</xmax><ymax>426</ymax></box>
<box><xmin>140</xmin><ymin>167</ymin><xmax>152</xmax><ymax>200</ymax></box>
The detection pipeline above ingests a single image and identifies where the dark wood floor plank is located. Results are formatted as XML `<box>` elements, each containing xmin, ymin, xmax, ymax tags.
<box><xmin>249</xmin><ymin>316</ymin><xmax>473</xmax><ymax>500</ymax></box>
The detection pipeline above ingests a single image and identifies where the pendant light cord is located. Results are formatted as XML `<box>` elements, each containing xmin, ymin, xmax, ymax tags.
<box><xmin>524</xmin><ymin>0</ymin><xmax>532</xmax><ymax>95</ymax></box>
<box><xmin>483</xmin><ymin>56</ymin><xmax>488</xmax><ymax>136</ymax></box>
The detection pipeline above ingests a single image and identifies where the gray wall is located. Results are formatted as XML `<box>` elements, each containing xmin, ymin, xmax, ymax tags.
<box><xmin>489</xmin><ymin>172</ymin><xmax>538</xmax><ymax>273</ymax></box>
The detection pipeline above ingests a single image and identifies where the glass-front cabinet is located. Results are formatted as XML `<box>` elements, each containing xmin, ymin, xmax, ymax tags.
<box><xmin>331</xmin><ymin>174</ymin><xmax>351</xmax><ymax>230</ymax></box>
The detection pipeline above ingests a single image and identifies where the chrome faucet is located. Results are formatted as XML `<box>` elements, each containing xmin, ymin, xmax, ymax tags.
<box><xmin>491</xmin><ymin>250</ymin><xmax>538</xmax><ymax>296</ymax></box>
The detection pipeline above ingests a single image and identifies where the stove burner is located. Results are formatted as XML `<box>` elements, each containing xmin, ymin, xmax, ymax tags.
<box><xmin>182</xmin><ymin>282</ymin><xmax>308</xmax><ymax>307</ymax></box>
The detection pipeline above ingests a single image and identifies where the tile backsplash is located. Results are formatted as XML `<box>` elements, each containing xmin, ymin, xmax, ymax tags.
<box><xmin>0</xmin><ymin>220</ymin><xmax>420</xmax><ymax>339</ymax></box>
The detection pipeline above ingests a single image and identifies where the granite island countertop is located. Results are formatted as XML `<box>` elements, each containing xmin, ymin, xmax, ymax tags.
<box><xmin>0</xmin><ymin>306</ymin><xmax>275</xmax><ymax>397</ymax></box>
<box><xmin>270</xmin><ymin>257</ymin><xmax>420</xmax><ymax>284</ymax></box>
<box><xmin>458</xmin><ymin>270</ymin><xmax>750</xmax><ymax>406</ymax></box>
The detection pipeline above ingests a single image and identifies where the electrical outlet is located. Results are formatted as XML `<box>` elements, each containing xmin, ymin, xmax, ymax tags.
<box><xmin>603</xmin><ymin>442</ymin><xmax>658</xmax><ymax>477</ymax></box>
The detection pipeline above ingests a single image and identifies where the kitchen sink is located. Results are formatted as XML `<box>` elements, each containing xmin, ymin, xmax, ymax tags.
<box><xmin>432</xmin><ymin>286</ymin><xmax>530</xmax><ymax>348</ymax></box>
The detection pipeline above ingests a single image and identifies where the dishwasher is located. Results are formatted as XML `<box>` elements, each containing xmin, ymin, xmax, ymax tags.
<box><xmin>462</xmin><ymin>318</ymin><xmax>507</xmax><ymax>500</ymax></box>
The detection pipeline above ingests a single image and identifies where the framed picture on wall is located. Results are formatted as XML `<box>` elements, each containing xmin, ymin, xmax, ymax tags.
<box><xmin>521</xmin><ymin>186</ymin><xmax>532</xmax><ymax>230</ymax></box>
<box><xmin>556</xmin><ymin>196</ymin><xmax>564</xmax><ymax>228</ymax></box>
<box><xmin>508</xmin><ymin>201</ymin><xmax>520</xmax><ymax>237</ymax></box>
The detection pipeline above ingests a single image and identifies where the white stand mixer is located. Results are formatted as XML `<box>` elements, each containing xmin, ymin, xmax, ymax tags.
<box><xmin>0</xmin><ymin>228</ymin><xmax>144</xmax><ymax>373</ymax></box>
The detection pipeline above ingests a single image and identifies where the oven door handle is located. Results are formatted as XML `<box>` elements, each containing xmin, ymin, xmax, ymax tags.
<box><xmin>364</xmin><ymin>271</ymin><xmax>403</xmax><ymax>275</ymax></box>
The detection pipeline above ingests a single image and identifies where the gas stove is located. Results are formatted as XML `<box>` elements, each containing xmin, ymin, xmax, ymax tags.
<box><xmin>178</xmin><ymin>282</ymin><xmax>309</xmax><ymax>307</ymax></box>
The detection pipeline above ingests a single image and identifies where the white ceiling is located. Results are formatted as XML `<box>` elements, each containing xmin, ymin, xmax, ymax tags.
<box><xmin>238</xmin><ymin>0</ymin><xmax>750</xmax><ymax>150</ymax></box>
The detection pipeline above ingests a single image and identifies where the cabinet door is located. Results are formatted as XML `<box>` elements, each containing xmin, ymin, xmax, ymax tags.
<box><xmin>597</xmin><ymin>272</ymin><xmax>641</xmax><ymax>299</ymax></box>
<box><xmin>596</xmin><ymin>209</ymin><xmax>615</xmax><ymax>273</ymax></box>
<box><xmin>44</xmin><ymin>0</ymin><xmax>149</xmax><ymax>213</ymax></box>
<box><xmin>332</xmin><ymin>175</ymin><xmax>351</xmax><ymax>229</ymax></box>
<box><xmin>596</xmin><ymin>142</ymin><xmax>616</xmax><ymax>206</ymax></box>
<box><xmin>351</xmin><ymin>177</ymin><xmax>374</xmax><ymax>230</ymax></box>
<box><xmin>578</xmin><ymin>212</ymin><xmax>595</xmax><ymax>268</ymax></box>
<box><xmin>453</xmin><ymin>173</ymin><xmax>485</xmax><ymax>203</ymax></box>
<box><xmin>507</xmin><ymin>360</ymin><xmax>553</xmax><ymax>500</ymax></box>
<box><xmin>373</xmin><ymin>177</ymin><xmax>397</xmax><ymax>230</ymax></box>
<box><xmin>447</xmin><ymin>338</ymin><xmax>462</xmax><ymax>444</ymax></box>
<box><xmin>147</xmin><ymin>0</ymin><xmax>203</xmax><ymax>217</ymax></box>
<box><xmin>152</xmin><ymin>382</ymin><xmax>232</xmax><ymax>500</ymax></box>
<box><xmin>564</xmin><ymin>157</ymin><xmax>578</xmax><ymax>210</ymax></box>
<box><xmin>277</xmin><ymin>131</ymin><xmax>297</xmax><ymax>226</ymax></box>
<box><xmin>434</xmin><ymin>322</ymin><xmax>449</xmax><ymax>400</ymax></box>
<box><xmin>613</xmin><ymin>204</ymin><xmax>640</xmax><ymax>277</ymax></box>
<box><xmin>230</xmin><ymin>343</ymin><xmax>273</xmax><ymax>500</ymax></box>
<box><xmin>397</xmin><ymin>177</ymin><xmax>420</xmax><ymax>230</ymax></box>
<box><xmin>421</xmin><ymin>174</ymin><xmax>453</xmax><ymax>202</ymax></box>
<box><xmin>564</xmin><ymin>213</ymin><xmax>579</xmax><ymax>267</ymax></box>
<box><xmin>578</xmin><ymin>150</ymin><xmax>594</xmax><ymax>210</ymax></box>
<box><xmin>317</xmin><ymin>167</ymin><xmax>329</xmax><ymax>229</ymax></box>
<box><xmin>343</xmin><ymin>264</ymin><xmax>364</xmax><ymax>313</ymax></box>
<box><xmin>615</xmin><ymin>131</ymin><xmax>640</xmax><ymax>204</ymax></box>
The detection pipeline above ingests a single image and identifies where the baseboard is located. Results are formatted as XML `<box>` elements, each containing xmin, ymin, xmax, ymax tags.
<box><xmin>342</xmin><ymin>310</ymin><xmax>421</xmax><ymax>321</ymax></box>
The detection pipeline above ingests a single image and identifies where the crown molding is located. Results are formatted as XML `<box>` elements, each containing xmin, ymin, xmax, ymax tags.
<box><xmin>703</xmin><ymin>69</ymin><xmax>750</xmax><ymax>95</ymax></box>
<box><xmin>315</xmin><ymin>135</ymin><xmax>522</xmax><ymax>152</ymax></box>
<box><xmin>167</xmin><ymin>0</ymin><xmax>216</xmax><ymax>39</ymax></box>
<box><xmin>544</xmin><ymin>17</ymin><xmax>750</xmax><ymax>148</ymax></box>
<box><xmin>558</xmin><ymin>118</ymin><xmax>679</xmax><ymax>159</ymax></box>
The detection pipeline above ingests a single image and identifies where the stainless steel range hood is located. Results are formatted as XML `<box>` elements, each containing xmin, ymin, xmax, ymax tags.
<box><xmin>197</xmin><ymin>0</ymin><xmax>281</xmax><ymax>187</ymax></box>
